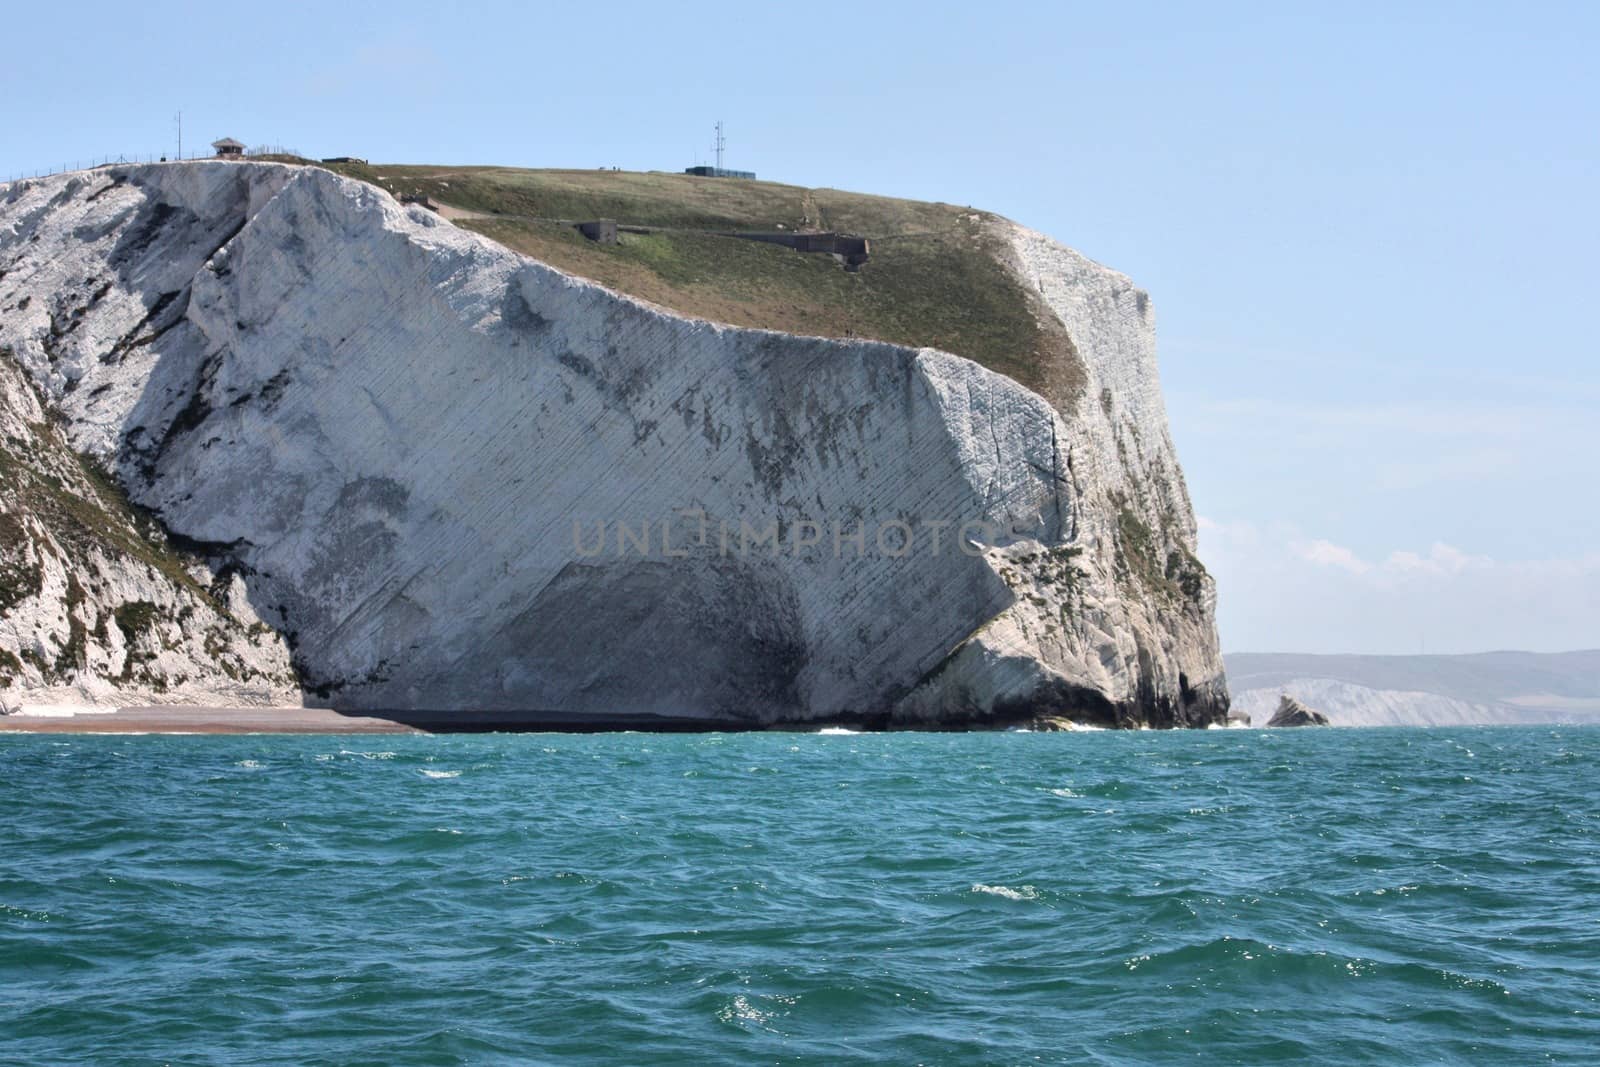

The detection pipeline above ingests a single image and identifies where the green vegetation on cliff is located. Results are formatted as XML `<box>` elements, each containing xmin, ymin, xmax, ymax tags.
<box><xmin>318</xmin><ymin>163</ymin><xmax>1081</xmax><ymax>404</ymax></box>
<box><xmin>0</xmin><ymin>356</ymin><xmax>292</xmax><ymax>691</ymax></box>
<box><xmin>0</xmin><ymin>407</ymin><xmax>207</xmax><ymax>601</ymax></box>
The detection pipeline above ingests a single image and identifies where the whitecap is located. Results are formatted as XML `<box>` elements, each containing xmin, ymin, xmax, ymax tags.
<box><xmin>1047</xmin><ymin>787</ymin><xmax>1081</xmax><ymax>798</ymax></box>
<box><xmin>817</xmin><ymin>727</ymin><xmax>858</xmax><ymax>735</ymax></box>
<box><xmin>421</xmin><ymin>769</ymin><xmax>461</xmax><ymax>779</ymax></box>
<box><xmin>972</xmin><ymin>883</ymin><xmax>1041</xmax><ymax>901</ymax></box>
<box><xmin>235</xmin><ymin>759</ymin><xmax>263</xmax><ymax>769</ymax></box>
<box><xmin>716</xmin><ymin>995</ymin><xmax>771</xmax><ymax>1026</ymax></box>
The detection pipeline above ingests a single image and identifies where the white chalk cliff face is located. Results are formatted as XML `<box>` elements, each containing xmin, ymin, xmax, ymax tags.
<box><xmin>0</xmin><ymin>162</ymin><xmax>1226</xmax><ymax>726</ymax></box>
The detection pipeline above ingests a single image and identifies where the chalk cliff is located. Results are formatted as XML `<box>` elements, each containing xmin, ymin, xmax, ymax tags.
<box><xmin>0</xmin><ymin>161</ymin><xmax>1226</xmax><ymax>727</ymax></box>
<box><xmin>1227</xmin><ymin>651</ymin><xmax>1600</xmax><ymax>727</ymax></box>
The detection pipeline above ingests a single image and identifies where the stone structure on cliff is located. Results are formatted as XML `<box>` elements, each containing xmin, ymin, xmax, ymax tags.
<box><xmin>0</xmin><ymin>161</ymin><xmax>1228</xmax><ymax>727</ymax></box>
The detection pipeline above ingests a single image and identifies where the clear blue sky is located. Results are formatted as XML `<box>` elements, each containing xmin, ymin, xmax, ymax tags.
<box><xmin>5</xmin><ymin>1</ymin><xmax>1596</xmax><ymax>653</ymax></box>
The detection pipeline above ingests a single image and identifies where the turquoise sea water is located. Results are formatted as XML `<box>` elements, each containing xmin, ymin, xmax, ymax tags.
<box><xmin>2</xmin><ymin>726</ymin><xmax>1597</xmax><ymax>1065</ymax></box>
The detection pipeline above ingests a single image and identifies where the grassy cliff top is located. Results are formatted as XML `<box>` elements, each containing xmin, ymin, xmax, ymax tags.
<box><xmin>316</xmin><ymin>163</ymin><xmax>1079</xmax><ymax>404</ymax></box>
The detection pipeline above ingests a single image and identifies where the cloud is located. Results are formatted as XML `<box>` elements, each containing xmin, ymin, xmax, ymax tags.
<box><xmin>1293</xmin><ymin>538</ymin><xmax>1372</xmax><ymax>574</ymax></box>
<box><xmin>1286</xmin><ymin>538</ymin><xmax>1491</xmax><ymax>579</ymax></box>
<box><xmin>1196</xmin><ymin>515</ymin><xmax>1261</xmax><ymax>549</ymax></box>
<box><xmin>1170</xmin><ymin>360</ymin><xmax>1598</xmax><ymax>653</ymax></box>
<box><xmin>1197</xmin><ymin>517</ymin><xmax>1600</xmax><ymax>653</ymax></box>
<box><xmin>1384</xmin><ymin>542</ymin><xmax>1489</xmax><ymax>576</ymax></box>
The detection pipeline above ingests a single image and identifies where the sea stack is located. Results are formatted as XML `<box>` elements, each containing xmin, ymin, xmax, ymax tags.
<box><xmin>0</xmin><ymin>161</ymin><xmax>1228</xmax><ymax>728</ymax></box>
<box><xmin>1267</xmin><ymin>694</ymin><xmax>1331</xmax><ymax>727</ymax></box>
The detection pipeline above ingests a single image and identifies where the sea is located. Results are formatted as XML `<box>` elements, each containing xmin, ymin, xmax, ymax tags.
<box><xmin>1</xmin><ymin>725</ymin><xmax>1596</xmax><ymax>1065</ymax></box>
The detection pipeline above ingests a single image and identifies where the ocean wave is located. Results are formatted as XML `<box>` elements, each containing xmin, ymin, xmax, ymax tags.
<box><xmin>715</xmin><ymin>994</ymin><xmax>774</xmax><ymax>1028</ymax></box>
<box><xmin>1</xmin><ymin>725</ymin><xmax>1593</xmax><ymax>1065</ymax></box>
<box><xmin>971</xmin><ymin>883</ymin><xmax>1041</xmax><ymax>901</ymax></box>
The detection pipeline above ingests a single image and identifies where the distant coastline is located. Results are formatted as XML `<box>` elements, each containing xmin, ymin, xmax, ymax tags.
<box><xmin>1226</xmin><ymin>649</ymin><xmax>1600</xmax><ymax>727</ymax></box>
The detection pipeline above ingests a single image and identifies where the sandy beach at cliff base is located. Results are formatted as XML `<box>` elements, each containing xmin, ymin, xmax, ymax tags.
<box><xmin>0</xmin><ymin>705</ymin><xmax>419</xmax><ymax>734</ymax></box>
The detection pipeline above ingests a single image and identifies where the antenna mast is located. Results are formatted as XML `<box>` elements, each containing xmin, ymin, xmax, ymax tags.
<box><xmin>714</xmin><ymin>120</ymin><xmax>725</xmax><ymax>171</ymax></box>
<box><xmin>176</xmin><ymin>110</ymin><xmax>182</xmax><ymax>160</ymax></box>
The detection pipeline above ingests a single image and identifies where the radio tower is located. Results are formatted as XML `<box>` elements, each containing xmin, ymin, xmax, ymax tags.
<box><xmin>714</xmin><ymin>120</ymin><xmax>725</xmax><ymax>171</ymax></box>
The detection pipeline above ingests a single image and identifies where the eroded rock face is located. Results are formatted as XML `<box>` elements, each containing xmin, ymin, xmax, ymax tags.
<box><xmin>1266</xmin><ymin>694</ymin><xmax>1331</xmax><ymax>727</ymax></box>
<box><xmin>0</xmin><ymin>162</ymin><xmax>1227</xmax><ymax>726</ymax></box>
<box><xmin>0</xmin><ymin>352</ymin><xmax>297</xmax><ymax>705</ymax></box>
